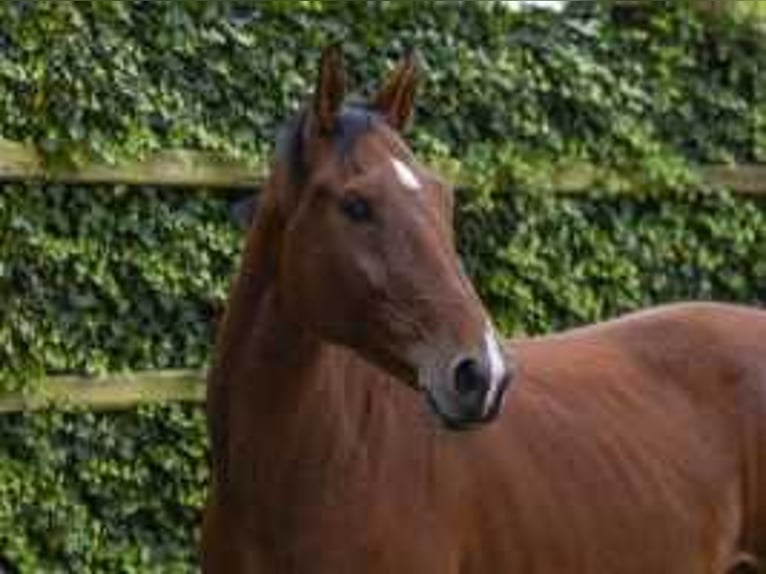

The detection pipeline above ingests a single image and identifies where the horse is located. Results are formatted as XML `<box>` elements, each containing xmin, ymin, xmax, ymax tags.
<box><xmin>202</xmin><ymin>46</ymin><xmax>766</xmax><ymax>573</ymax></box>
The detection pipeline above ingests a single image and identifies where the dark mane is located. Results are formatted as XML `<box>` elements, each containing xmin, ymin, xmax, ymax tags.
<box><xmin>275</xmin><ymin>103</ymin><xmax>379</xmax><ymax>185</ymax></box>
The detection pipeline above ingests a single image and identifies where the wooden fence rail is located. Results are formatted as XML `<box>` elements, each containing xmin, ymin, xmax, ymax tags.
<box><xmin>1</xmin><ymin>138</ymin><xmax>764</xmax><ymax>413</ymax></box>
<box><xmin>0</xmin><ymin>139</ymin><xmax>261</xmax><ymax>190</ymax></box>
<box><xmin>1</xmin><ymin>138</ymin><xmax>765</xmax><ymax>194</ymax></box>
<box><xmin>0</xmin><ymin>370</ymin><xmax>205</xmax><ymax>413</ymax></box>
<box><xmin>700</xmin><ymin>165</ymin><xmax>766</xmax><ymax>195</ymax></box>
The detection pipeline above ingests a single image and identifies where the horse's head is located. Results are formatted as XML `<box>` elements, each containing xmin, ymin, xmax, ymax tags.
<box><xmin>261</xmin><ymin>47</ymin><xmax>515</xmax><ymax>429</ymax></box>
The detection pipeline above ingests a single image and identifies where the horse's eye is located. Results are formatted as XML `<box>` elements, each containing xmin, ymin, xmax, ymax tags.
<box><xmin>339</xmin><ymin>195</ymin><xmax>373</xmax><ymax>223</ymax></box>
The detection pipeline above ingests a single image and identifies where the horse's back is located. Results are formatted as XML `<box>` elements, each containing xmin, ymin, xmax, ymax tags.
<box><xmin>497</xmin><ymin>302</ymin><xmax>766</xmax><ymax>572</ymax></box>
<box><xmin>512</xmin><ymin>302</ymin><xmax>766</xmax><ymax>404</ymax></box>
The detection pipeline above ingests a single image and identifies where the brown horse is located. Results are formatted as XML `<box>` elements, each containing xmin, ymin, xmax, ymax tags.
<box><xmin>202</xmin><ymin>47</ymin><xmax>766</xmax><ymax>573</ymax></box>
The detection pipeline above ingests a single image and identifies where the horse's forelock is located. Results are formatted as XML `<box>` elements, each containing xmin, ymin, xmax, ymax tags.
<box><xmin>275</xmin><ymin>104</ymin><xmax>381</xmax><ymax>187</ymax></box>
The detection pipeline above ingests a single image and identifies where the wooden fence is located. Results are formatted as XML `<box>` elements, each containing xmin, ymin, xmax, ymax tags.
<box><xmin>2</xmin><ymin>138</ymin><xmax>764</xmax><ymax>413</ymax></box>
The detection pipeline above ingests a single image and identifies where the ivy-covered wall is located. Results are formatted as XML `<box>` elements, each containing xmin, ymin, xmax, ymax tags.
<box><xmin>1</xmin><ymin>1</ymin><xmax>765</xmax><ymax>571</ymax></box>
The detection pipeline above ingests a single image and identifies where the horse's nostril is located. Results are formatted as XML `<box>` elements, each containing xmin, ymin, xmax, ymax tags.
<box><xmin>453</xmin><ymin>357</ymin><xmax>489</xmax><ymax>397</ymax></box>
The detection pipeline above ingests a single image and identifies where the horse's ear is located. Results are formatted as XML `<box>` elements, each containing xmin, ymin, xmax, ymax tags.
<box><xmin>372</xmin><ymin>50</ymin><xmax>419</xmax><ymax>131</ymax></box>
<box><xmin>311</xmin><ymin>45</ymin><xmax>346</xmax><ymax>135</ymax></box>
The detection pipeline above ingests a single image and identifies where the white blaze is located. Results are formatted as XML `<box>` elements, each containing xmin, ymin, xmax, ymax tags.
<box><xmin>391</xmin><ymin>157</ymin><xmax>421</xmax><ymax>191</ymax></box>
<box><xmin>483</xmin><ymin>326</ymin><xmax>508</xmax><ymax>414</ymax></box>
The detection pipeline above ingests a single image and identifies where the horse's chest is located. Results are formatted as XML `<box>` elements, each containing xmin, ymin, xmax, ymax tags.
<box><xmin>251</xmin><ymin>502</ymin><xmax>443</xmax><ymax>572</ymax></box>
<box><xmin>245</xmin><ymin>466</ymin><xmax>452</xmax><ymax>573</ymax></box>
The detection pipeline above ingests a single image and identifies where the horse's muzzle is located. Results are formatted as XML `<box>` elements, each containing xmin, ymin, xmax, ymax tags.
<box><xmin>425</xmin><ymin>346</ymin><xmax>515</xmax><ymax>430</ymax></box>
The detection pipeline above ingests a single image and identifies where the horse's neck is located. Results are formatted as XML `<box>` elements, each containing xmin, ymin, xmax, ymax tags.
<box><xmin>208</xmin><ymin>215</ymin><xmax>378</xmax><ymax>498</ymax></box>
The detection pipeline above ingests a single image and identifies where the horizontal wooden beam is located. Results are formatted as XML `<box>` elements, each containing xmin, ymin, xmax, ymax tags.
<box><xmin>0</xmin><ymin>139</ymin><xmax>764</xmax><ymax>194</ymax></box>
<box><xmin>0</xmin><ymin>139</ymin><xmax>261</xmax><ymax>190</ymax></box>
<box><xmin>536</xmin><ymin>162</ymin><xmax>766</xmax><ymax>195</ymax></box>
<box><xmin>0</xmin><ymin>369</ymin><xmax>205</xmax><ymax>413</ymax></box>
<box><xmin>701</xmin><ymin>164</ymin><xmax>766</xmax><ymax>195</ymax></box>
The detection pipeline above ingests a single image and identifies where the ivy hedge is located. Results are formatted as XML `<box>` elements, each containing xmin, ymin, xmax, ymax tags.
<box><xmin>1</xmin><ymin>1</ymin><xmax>765</xmax><ymax>571</ymax></box>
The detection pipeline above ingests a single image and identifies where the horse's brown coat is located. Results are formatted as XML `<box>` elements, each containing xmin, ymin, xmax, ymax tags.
<box><xmin>202</xmin><ymin>49</ymin><xmax>766</xmax><ymax>573</ymax></box>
